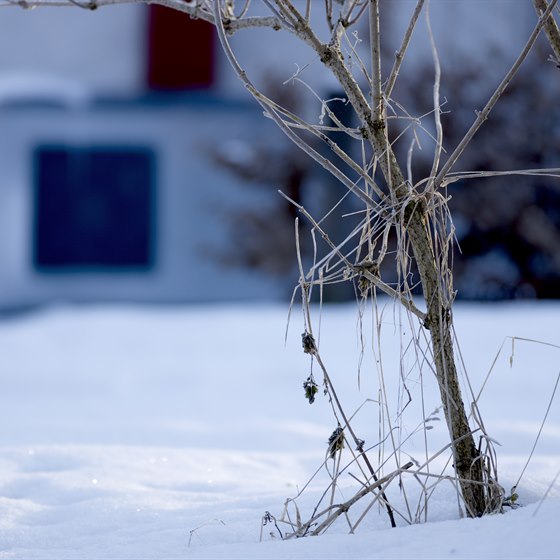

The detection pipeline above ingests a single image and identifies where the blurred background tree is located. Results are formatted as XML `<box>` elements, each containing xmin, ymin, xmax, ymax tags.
<box><xmin>211</xmin><ymin>13</ymin><xmax>560</xmax><ymax>302</ymax></box>
<box><xmin>392</xmin><ymin>42</ymin><xmax>560</xmax><ymax>300</ymax></box>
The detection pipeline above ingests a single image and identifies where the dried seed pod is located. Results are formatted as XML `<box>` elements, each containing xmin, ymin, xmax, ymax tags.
<box><xmin>358</xmin><ymin>275</ymin><xmax>371</xmax><ymax>298</ymax></box>
<box><xmin>301</xmin><ymin>332</ymin><xmax>317</xmax><ymax>355</ymax></box>
<box><xmin>356</xmin><ymin>260</ymin><xmax>379</xmax><ymax>298</ymax></box>
<box><xmin>303</xmin><ymin>376</ymin><xmax>319</xmax><ymax>404</ymax></box>
<box><xmin>327</xmin><ymin>426</ymin><xmax>345</xmax><ymax>459</ymax></box>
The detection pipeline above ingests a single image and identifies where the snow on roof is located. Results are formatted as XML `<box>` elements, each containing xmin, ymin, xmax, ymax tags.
<box><xmin>0</xmin><ymin>74</ymin><xmax>92</xmax><ymax>108</ymax></box>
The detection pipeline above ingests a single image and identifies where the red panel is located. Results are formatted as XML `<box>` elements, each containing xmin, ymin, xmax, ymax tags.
<box><xmin>147</xmin><ymin>5</ymin><xmax>215</xmax><ymax>91</ymax></box>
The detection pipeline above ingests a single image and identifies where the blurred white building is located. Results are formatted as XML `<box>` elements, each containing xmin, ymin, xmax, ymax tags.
<box><xmin>0</xmin><ymin>4</ymin><xmax>293</xmax><ymax>309</ymax></box>
<box><xmin>0</xmin><ymin>1</ymin><xmax>533</xmax><ymax>309</ymax></box>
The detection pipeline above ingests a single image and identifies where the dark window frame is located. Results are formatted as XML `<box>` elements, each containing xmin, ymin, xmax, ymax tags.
<box><xmin>32</xmin><ymin>144</ymin><xmax>157</xmax><ymax>272</ymax></box>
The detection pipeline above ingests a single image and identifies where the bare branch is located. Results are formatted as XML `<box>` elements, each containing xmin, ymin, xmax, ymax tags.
<box><xmin>443</xmin><ymin>167</ymin><xmax>560</xmax><ymax>185</ymax></box>
<box><xmin>234</xmin><ymin>0</ymin><xmax>251</xmax><ymax>19</ymax></box>
<box><xmin>3</xmin><ymin>0</ymin><xmax>285</xmax><ymax>34</ymax></box>
<box><xmin>345</xmin><ymin>0</ymin><xmax>369</xmax><ymax>28</ymax></box>
<box><xmin>425</xmin><ymin>0</ymin><xmax>443</xmax><ymax>184</ymax></box>
<box><xmin>213</xmin><ymin>2</ymin><xmax>381</xmax><ymax>209</ymax></box>
<box><xmin>369</xmin><ymin>0</ymin><xmax>383</xmax><ymax>122</ymax></box>
<box><xmin>385</xmin><ymin>0</ymin><xmax>425</xmax><ymax>100</ymax></box>
<box><xmin>279</xmin><ymin>192</ymin><xmax>427</xmax><ymax>322</ymax></box>
<box><xmin>434</xmin><ymin>0</ymin><xmax>559</xmax><ymax>188</ymax></box>
<box><xmin>308</xmin><ymin>462</ymin><xmax>413</xmax><ymax>536</ymax></box>
<box><xmin>262</xmin><ymin>0</ymin><xmax>297</xmax><ymax>31</ymax></box>
<box><xmin>533</xmin><ymin>0</ymin><xmax>560</xmax><ymax>64</ymax></box>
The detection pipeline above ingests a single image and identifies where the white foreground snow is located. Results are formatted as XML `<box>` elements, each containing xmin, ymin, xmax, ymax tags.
<box><xmin>0</xmin><ymin>302</ymin><xmax>558</xmax><ymax>559</ymax></box>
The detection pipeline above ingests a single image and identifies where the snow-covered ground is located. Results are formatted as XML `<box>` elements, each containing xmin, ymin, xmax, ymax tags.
<box><xmin>0</xmin><ymin>301</ymin><xmax>558</xmax><ymax>559</ymax></box>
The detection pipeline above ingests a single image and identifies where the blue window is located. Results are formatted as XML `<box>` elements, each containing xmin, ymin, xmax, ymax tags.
<box><xmin>33</xmin><ymin>146</ymin><xmax>156</xmax><ymax>270</ymax></box>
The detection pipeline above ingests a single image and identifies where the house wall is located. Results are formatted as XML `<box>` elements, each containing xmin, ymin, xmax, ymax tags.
<box><xmin>0</xmin><ymin>5</ymin><xmax>146</xmax><ymax>96</ymax></box>
<box><xmin>0</xmin><ymin>99</ymin><xmax>284</xmax><ymax>308</ymax></box>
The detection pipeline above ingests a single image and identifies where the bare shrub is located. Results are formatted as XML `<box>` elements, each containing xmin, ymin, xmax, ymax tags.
<box><xmin>14</xmin><ymin>0</ymin><xmax>560</xmax><ymax>524</ymax></box>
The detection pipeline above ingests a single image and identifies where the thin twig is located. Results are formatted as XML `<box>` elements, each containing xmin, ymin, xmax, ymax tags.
<box><xmin>369</xmin><ymin>0</ymin><xmax>383</xmax><ymax>123</ymax></box>
<box><xmin>385</xmin><ymin>0</ymin><xmax>425</xmax><ymax>99</ymax></box>
<box><xmin>285</xmin><ymin>462</ymin><xmax>412</xmax><ymax>538</ymax></box>
<box><xmin>213</xmin><ymin>2</ymin><xmax>379</xmax><ymax>209</ymax></box>
<box><xmin>425</xmin><ymin>1</ymin><xmax>443</xmax><ymax>184</ymax></box>
<box><xmin>533</xmin><ymin>469</ymin><xmax>560</xmax><ymax>516</ymax></box>
<box><xmin>514</xmin><ymin>368</ymin><xmax>560</xmax><ymax>489</ymax></box>
<box><xmin>279</xmin><ymin>192</ymin><xmax>426</xmax><ymax>322</ymax></box>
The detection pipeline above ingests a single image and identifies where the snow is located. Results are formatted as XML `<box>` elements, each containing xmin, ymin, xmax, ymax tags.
<box><xmin>0</xmin><ymin>75</ymin><xmax>91</xmax><ymax>108</ymax></box>
<box><xmin>0</xmin><ymin>302</ymin><xmax>558</xmax><ymax>559</ymax></box>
